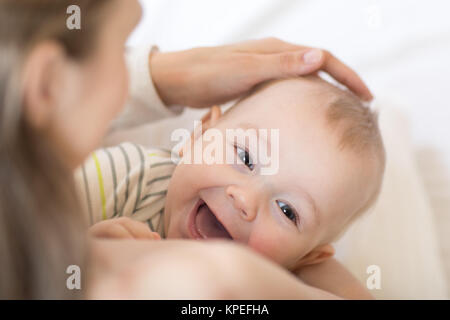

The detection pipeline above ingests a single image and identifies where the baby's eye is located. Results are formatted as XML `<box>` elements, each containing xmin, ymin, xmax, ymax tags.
<box><xmin>235</xmin><ymin>145</ymin><xmax>254</xmax><ymax>171</ymax></box>
<box><xmin>276</xmin><ymin>200</ymin><xmax>298</xmax><ymax>224</ymax></box>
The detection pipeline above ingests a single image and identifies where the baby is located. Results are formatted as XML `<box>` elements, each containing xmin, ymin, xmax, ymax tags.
<box><xmin>77</xmin><ymin>76</ymin><xmax>385</xmax><ymax>273</ymax></box>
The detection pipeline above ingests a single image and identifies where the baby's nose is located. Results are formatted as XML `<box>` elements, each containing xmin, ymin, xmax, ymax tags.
<box><xmin>226</xmin><ymin>185</ymin><xmax>257</xmax><ymax>221</ymax></box>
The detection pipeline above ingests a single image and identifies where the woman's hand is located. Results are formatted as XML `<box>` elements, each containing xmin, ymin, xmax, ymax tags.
<box><xmin>150</xmin><ymin>37</ymin><xmax>373</xmax><ymax>108</ymax></box>
<box><xmin>89</xmin><ymin>217</ymin><xmax>161</xmax><ymax>240</ymax></box>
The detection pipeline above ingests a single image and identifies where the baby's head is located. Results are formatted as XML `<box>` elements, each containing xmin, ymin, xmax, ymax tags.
<box><xmin>165</xmin><ymin>76</ymin><xmax>385</xmax><ymax>271</ymax></box>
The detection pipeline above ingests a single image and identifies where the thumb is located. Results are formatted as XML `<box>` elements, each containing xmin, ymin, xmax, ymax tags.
<box><xmin>262</xmin><ymin>48</ymin><xmax>324</xmax><ymax>79</ymax></box>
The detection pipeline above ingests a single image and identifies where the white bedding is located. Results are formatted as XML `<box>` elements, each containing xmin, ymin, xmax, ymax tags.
<box><xmin>118</xmin><ymin>0</ymin><xmax>450</xmax><ymax>298</ymax></box>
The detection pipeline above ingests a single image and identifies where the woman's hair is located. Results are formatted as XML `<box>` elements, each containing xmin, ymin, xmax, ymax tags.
<box><xmin>0</xmin><ymin>0</ymin><xmax>109</xmax><ymax>299</ymax></box>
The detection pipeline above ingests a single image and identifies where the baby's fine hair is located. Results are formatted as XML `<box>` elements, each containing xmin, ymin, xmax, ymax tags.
<box><xmin>322</xmin><ymin>81</ymin><xmax>384</xmax><ymax>161</ymax></box>
<box><xmin>313</xmin><ymin>77</ymin><xmax>386</xmax><ymax>236</ymax></box>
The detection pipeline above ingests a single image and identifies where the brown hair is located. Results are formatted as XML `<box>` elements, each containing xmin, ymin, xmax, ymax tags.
<box><xmin>325</xmin><ymin>85</ymin><xmax>384</xmax><ymax>159</ymax></box>
<box><xmin>0</xmin><ymin>0</ymin><xmax>109</xmax><ymax>299</ymax></box>
<box><xmin>324</xmin><ymin>83</ymin><xmax>385</xmax><ymax>228</ymax></box>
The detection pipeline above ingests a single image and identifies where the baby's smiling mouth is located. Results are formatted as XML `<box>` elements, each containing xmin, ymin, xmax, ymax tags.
<box><xmin>189</xmin><ymin>199</ymin><xmax>233</xmax><ymax>240</ymax></box>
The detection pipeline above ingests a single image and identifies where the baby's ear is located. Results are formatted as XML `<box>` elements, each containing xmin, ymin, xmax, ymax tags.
<box><xmin>294</xmin><ymin>244</ymin><xmax>335</xmax><ymax>269</ymax></box>
<box><xmin>192</xmin><ymin>105</ymin><xmax>222</xmax><ymax>139</ymax></box>
<box><xmin>200</xmin><ymin>105</ymin><xmax>222</xmax><ymax>129</ymax></box>
<box><xmin>179</xmin><ymin>106</ymin><xmax>222</xmax><ymax>157</ymax></box>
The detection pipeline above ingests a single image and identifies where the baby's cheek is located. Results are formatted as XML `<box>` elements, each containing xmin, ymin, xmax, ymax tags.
<box><xmin>247</xmin><ymin>231</ymin><xmax>288</xmax><ymax>266</ymax></box>
<box><xmin>247</xmin><ymin>227</ymin><xmax>306</xmax><ymax>269</ymax></box>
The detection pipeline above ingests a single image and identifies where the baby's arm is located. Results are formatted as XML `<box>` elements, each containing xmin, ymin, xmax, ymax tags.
<box><xmin>295</xmin><ymin>258</ymin><xmax>374</xmax><ymax>300</ymax></box>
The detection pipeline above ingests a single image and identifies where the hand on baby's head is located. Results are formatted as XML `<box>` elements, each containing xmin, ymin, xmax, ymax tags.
<box><xmin>165</xmin><ymin>76</ymin><xmax>385</xmax><ymax>271</ymax></box>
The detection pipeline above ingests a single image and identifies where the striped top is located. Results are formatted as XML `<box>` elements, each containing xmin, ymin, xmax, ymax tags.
<box><xmin>74</xmin><ymin>143</ymin><xmax>177</xmax><ymax>238</ymax></box>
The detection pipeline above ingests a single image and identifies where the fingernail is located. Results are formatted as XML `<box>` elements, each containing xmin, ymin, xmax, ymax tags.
<box><xmin>366</xmin><ymin>93</ymin><xmax>375</xmax><ymax>102</ymax></box>
<box><xmin>303</xmin><ymin>49</ymin><xmax>323</xmax><ymax>64</ymax></box>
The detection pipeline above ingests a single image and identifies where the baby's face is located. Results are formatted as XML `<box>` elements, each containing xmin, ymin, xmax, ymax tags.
<box><xmin>164</xmin><ymin>79</ymin><xmax>382</xmax><ymax>270</ymax></box>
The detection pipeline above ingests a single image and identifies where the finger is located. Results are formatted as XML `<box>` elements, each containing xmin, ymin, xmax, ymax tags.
<box><xmin>150</xmin><ymin>232</ymin><xmax>162</xmax><ymax>240</ymax></box>
<box><xmin>232</xmin><ymin>39</ymin><xmax>373</xmax><ymax>100</ymax></box>
<box><xmin>88</xmin><ymin>221</ymin><xmax>114</xmax><ymax>237</ymax></box>
<box><xmin>119</xmin><ymin>218</ymin><xmax>158</xmax><ymax>240</ymax></box>
<box><xmin>90</xmin><ymin>223</ymin><xmax>134</xmax><ymax>239</ymax></box>
<box><xmin>230</xmin><ymin>37</ymin><xmax>307</xmax><ymax>54</ymax></box>
<box><xmin>258</xmin><ymin>49</ymin><xmax>373</xmax><ymax>101</ymax></box>
<box><xmin>258</xmin><ymin>49</ymin><xmax>325</xmax><ymax>80</ymax></box>
<box><xmin>321</xmin><ymin>51</ymin><xmax>373</xmax><ymax>101</ymax></box>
